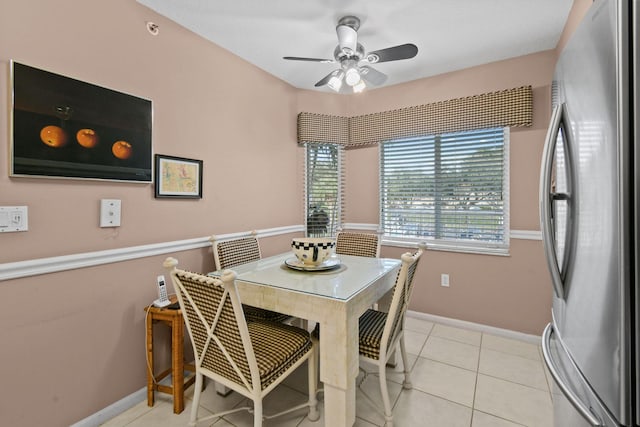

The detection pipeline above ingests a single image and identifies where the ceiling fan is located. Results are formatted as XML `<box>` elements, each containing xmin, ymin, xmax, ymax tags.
<box><xmin>283</xmin><ymin>16</ymin><xmax>418</xmax><ymax>93</ymax></box>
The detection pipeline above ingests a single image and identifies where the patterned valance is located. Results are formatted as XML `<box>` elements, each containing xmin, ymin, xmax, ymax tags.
<box><xmin>298</xmin><ymin>85</ymin><xmax>533</xmax><ymax>148</ymax></box>
<box><xmin>297</xmin><ymin>113</ymin><xmax>349</xmax><ymax>145</ymax></box>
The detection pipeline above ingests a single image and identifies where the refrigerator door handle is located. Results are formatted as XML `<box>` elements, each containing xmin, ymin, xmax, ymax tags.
<box><xmin>542</xmin><ymin>323</ymin><xmax>603</xmax><ymax>426</ymax></box>
<box><xmin>539</xmin><ymin>104</ymin><xmax>569</xmax><ymax>298</ymax></box>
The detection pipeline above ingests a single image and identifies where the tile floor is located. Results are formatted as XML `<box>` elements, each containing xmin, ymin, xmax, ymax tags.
<box><xmin>101</xmin><ymin>317</ymin><xmax>554</xmax><ymax>427</ymax></box>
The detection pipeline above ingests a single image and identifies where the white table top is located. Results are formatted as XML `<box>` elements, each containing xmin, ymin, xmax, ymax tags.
<box><xmin>209</xmin><ymin>253</ymin><xmax>400</xmax><ymax>300</ymax></box>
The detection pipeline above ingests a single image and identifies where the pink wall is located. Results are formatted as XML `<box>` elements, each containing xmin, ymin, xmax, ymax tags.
<box><xmin>556</xmin><ymin>0</ymin><xmax>593</xmax><ymax>55</ymax></box>
<box><xmin>0</xmin><ymin>0</ymin><xmax>590</xmax><ymax>425</ymax></box>
<box><xmin>0</xmin><ymin>0</ymin><xmax>302</xmax><ymax>425</ymax></box>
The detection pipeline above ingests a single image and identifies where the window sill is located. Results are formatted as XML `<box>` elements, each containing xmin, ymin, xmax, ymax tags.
<box><xmin>381</xmin><ymin>237</ymin><xmax>510</xmax><ymax>257</ymax></box>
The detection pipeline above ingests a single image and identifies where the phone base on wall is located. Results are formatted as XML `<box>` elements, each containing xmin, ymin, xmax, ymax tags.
<box><xmin>153</xmin><ymin>298</ymin><xmax>171</xmax><ymax>308</ymax></box>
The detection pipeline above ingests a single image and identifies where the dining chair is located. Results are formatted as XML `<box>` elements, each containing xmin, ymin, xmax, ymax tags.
<box><xmin>358</xmin><ymin>243</ymin><xmax>426</xmax><ymax>427</ymax></box>
<box><xmin>312</xmin><ymin>231</ymin><xmax>382</xmax><ymax>366</ymax></box>
<box><xmin>210</xmin><ymin>234</ymin><xmax>291</xmax><ymax>323</ymax></box>
<box><xmin>335</xmin><ymin>231</ymin><xmax>380</xmax><ymax>258</ymax></box>
<box><xmin>162</xmin><ymin>257</ymin><xmax>320</xmax><ymax>427</ymax></box>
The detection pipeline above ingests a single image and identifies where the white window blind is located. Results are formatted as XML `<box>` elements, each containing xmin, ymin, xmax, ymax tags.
<box><xmin>305</xmin><ymin>143</ymin><xmax>344</xmax><ymax>237</ymax></box>
<box><xmin>380</xmin><ymin>127</ymin><xmax>509</xmax><ymax>252</ymax></box>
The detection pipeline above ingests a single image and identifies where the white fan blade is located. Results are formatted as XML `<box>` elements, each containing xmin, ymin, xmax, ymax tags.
<box><xmin>360</xmin><ymin>66</ymin><xmax>388</xmax><ymax>86</ymax></box>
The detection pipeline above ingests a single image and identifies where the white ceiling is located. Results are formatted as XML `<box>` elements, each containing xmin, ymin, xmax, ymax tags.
<box><xmin>137</xmin><ymin>0</ymin><xmax>573</xmax><ymax>93</ymax></box>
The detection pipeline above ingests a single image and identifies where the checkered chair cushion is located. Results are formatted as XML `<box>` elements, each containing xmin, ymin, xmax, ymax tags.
<box><xmin>213</xmin><ymin>236</ymin><xmax>290</xmax><ymax>323</ymax></box>
<box><xmin>358</xmin><ymin>308</ymin><xmax>388</xmax><ymax>359</ymax></box>
<box><xmin>335</xmin><ymin>232</ymin><xmax>379</xmax><ymax>258</ymax></box>
<box><xmin>248</xmin><ymin>321</ymin><xmax>312</xmax><ymax>389</ymax></box>
<box><xmin>173</xmin><ymin>270</ymin><xmax>312</xmax><ymax>391</ymax></box>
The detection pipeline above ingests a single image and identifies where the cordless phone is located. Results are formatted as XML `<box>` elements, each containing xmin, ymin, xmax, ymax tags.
<box><xmin>153</xmin><ymin>275</ymin><xmax>171</xmax><ymax>307</ymax></box>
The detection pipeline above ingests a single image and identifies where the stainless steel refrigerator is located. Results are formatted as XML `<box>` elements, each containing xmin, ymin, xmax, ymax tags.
<box><xmin>539</xmin><ymin>0</ymin><xmax>638</xmax><ymax>426</ymax></box>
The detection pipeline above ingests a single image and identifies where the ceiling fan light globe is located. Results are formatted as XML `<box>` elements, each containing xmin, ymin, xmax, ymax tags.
<box><xmin>345</xmin><ymin>68</ymin><xmax>361</xmax><ymax>86</ymax></box>
<box><xmin>352</xmin><ymin>80</ymin><xmax>366</xmax><ymax>93</ymax></box>
<box><xmin>327</xmin><ymin>74</ymin><xmax>343</xmax><ymax>92</ymax></box>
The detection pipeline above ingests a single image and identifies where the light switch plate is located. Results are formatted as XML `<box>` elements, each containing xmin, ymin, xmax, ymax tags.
<box><xmin>100</xmin><ymin>199</ymin><xmax>121</xmax><ymax>227</ymax></box>
<box><xmin>0</xmin><ymin>206</ymin><xmax>28</xmax><ymax>232</ymax></box>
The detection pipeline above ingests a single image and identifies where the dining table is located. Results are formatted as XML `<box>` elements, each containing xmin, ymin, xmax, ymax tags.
<box><xmin>208</xmin><ymin>251</ymin><xmax>401</xmax><ymax>427</ymax></box>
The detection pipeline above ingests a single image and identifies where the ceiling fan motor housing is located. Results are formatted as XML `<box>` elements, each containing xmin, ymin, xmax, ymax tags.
<box><xmin>337</xmin><ymin>16</ymin><xmax>360</xmax><ymax>32</ymax></box>
<box><xmin>334</xmin><ymin>44</ymin><xmax>365</xmax><ymax>62</ymax></box>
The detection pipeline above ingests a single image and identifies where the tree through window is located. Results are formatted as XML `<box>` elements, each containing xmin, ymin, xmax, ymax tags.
<box><xmin>305</xmin><ymin>143</ymin><xmax>343</xmax><ymax>237</ymax></box>
<box><xmin>380</xmin><ymin>127</ymin><xmax>509</xmax><ymax>252</ymax></box>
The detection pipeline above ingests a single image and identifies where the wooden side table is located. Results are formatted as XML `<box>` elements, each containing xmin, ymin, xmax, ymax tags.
<box><xmin>144</xmin><ymin>296</ymin><xmax>196</xmax><ymax>414</ymax></box>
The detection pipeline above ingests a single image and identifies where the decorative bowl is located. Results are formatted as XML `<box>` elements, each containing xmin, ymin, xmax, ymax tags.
<box><xmin>291</xmin><ymin>237</ymin><xmax>336</xmax><ymax>266</ymax></box>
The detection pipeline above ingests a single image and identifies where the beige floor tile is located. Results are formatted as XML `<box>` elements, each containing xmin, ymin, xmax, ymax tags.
<box><xmin>392</xmin><ymin>388</ymin><xmax>472</xmax><ymax>427</ymax></box>
<box><xmin>404</xmin><ymin>316</ymin><xmax>435</xmax><ymax>334</ymax></box>
<box><xmin>355</xmin><ymin>369</ymin><xmax>404</xmax><ymax>426</ymax></box>
<box><xmin>482</xmin><ymin>334</ymin><xmax>541</xmax><ymax>360</ymax></box>
<box><xmin>431</xmin><ymin>324</ymin><xmax>482</xmax><ymax>346</ymax></box>
<box><xmin>474</xmin><ymin>374</ymin><xmax>553</xmax><ymax>427</ymax></box>
<box><xmin>99</xmin><ymin>400</ymin><xmax>155</xmax><ymax>426</ymax></box>
<box><xmin>409</xmin><ymin>357</ymin><xmax>477</xmax><ymax>407</ymax></box>
<box><xmin>479</xmin><ymin>348</ymin><xmax>549</xmax><ymax>391</ymax></box>
<box><xmin>211</xmin><ymin>420</ymin><xmax>235</xmax><ymax>426</ymax></box>
<box><xmin>421</xmin><ymin>335</ymin><xmax>480</xmax><ymax>371</ymax></box>
<box><xmin>403</xmin><ymin>329</ymin><xmax>429</xmax><ymax>355</ymax></box>
<box><xmin>361</xmin><ymin>352</ymin><xmax>419</xmax><ymax>386</ymax></box>
<box><xmin>223</xmin><ymin>385</ymin><xmax>311</xmax><ymax>426</ymax></box>
<box><xmin>472</xmin><ymin>410</ymin><xmax>525</xmax><ymax>426</ymax></box>
<box><xmin>280</xmin><ymin>359</ymin><xmax>313</xmax><ymax>395</ymax></box>
<box><xmin>191</xmin><ymin>382</ymin><xmax>250</xmax><ymax>416</ymax></box>
<box><xmin>539</xmin><ymin>350</ymin><xmax>557</xmax><ymax>396</ymax></box>
<box><xmin>296</xmin><ymin>400</ymin><xmax>379</xmax><ymax>427</ymax></box>
<box><xmin>122</xmin><ymin>398</ymin><xmax>213</xmax><ymax>427</ymax></box>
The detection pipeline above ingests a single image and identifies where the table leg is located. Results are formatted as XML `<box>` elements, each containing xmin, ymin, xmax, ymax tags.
<box><xmin>324</xmin><ymin>382</ymin><xmax>356</xmax><ymax>427</ymax></box>
<box><xmin>146</xmin><ymin>315</ymin><xmax>154</xmax><ymax>407</ymax></box>
<box><xmin>319</xmin><ymin>310</ymin><xmax>358</xmax><ymax>427</ymax></box>
<box><xmin>172</xmin><ymin>314</ymin><xmax>185</xmax><ymax>414</ymax></box>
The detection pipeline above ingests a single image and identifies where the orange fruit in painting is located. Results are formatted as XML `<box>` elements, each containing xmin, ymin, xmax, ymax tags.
<box><xmin>40</xmin><ymin>125</ymin><xmax>68</xmax><ymax>147</ymax></box>
<box><xmin>112</xmin><ymin>140</ymin><xmax>132</xmax><ymax>159</ymax></box>
<box><xmin>76</xmin><ymin>128</ymin><xmax>99</xmax><ymax>148</ymax></box>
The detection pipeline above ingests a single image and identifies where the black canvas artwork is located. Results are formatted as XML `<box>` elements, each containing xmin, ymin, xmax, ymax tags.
<box><xmin>11</xmin><ymin>62</ymin><xmax>152</xmax><ymax>182</ymax></box>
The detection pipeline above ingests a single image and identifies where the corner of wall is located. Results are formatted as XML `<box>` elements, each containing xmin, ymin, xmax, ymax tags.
<box><xmin>555</xmin><ymin>0</ymin><xmax>593</xmax><ymax>56</ymax></box>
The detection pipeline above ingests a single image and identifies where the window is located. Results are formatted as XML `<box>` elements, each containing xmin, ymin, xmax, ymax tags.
<box><xmin>305</xmin><ymin>143</ymin><xmax>344</xmax><ymax>237</ymax></box>
<box><xmin>380</xmin><ymin>127</ymin><xmax>509</xmax><ymax>253</ymax></box>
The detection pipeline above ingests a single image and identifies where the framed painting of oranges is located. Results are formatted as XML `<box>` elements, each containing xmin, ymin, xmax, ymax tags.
<box><xmin>10</xmin><ymin>61</ymin><xmax>152</xmax><ymax>182</ymax></box>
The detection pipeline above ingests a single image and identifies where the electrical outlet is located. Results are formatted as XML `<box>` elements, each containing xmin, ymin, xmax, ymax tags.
<box><xmin>441</xmin><ymin>273</ymin><xmax>450</xmax><ymax>287</ymax></box>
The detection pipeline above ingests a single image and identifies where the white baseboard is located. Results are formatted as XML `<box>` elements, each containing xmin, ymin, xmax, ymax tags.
<box><xmin>406</xmin><ymin>310</ymin><xmax>541</xmax><ymax>345</ymax></box>
<box><xmin>70</xmin><ymin>387</ymin><xmax>147</xmax><ymax>427</ymax></box>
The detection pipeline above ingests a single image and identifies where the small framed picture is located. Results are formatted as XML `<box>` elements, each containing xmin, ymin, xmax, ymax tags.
<box><xmin>154</xmin><ymin>154</ymin><xmax>203</xmax><ymax>199</ymax></box>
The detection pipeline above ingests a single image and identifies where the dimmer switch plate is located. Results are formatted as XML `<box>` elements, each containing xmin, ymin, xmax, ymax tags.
<box><xmin>0</xmin><ymin>206</ymin><xmax>28</xmax><ymax>232</ymax></box>
<box><xmin>100</xmin><ymin>199</ymin><xmax>121</xmax><ymax>227</ymax></box>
